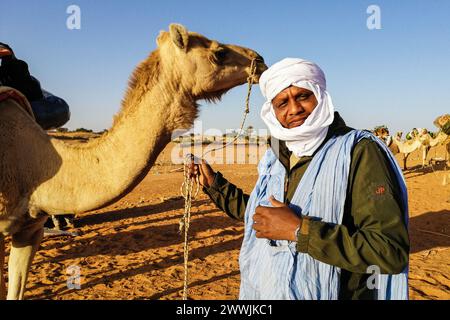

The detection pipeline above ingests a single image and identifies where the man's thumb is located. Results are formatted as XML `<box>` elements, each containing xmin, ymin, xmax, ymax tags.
<box><xmin>269</xmin><ymin>195</ymin><xmax>284</xmax><ymax>207</ymax></box>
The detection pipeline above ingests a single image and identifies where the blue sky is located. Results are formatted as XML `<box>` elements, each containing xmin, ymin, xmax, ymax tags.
<box><xmin>1</xmin><ymin>0</ymin><xmax>449</xmax><ymax>134</ymax></box>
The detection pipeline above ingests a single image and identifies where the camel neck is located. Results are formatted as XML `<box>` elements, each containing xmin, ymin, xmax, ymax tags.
<box><xmin>30</xmin><ymin>58</ymin><xmax>196</xmax><ymax>214</ymax></box>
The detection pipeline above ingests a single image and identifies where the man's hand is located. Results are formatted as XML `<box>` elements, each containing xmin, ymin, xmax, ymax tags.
<box><xmin>186</xmin><ymin>157</ymin><xmax>216</xmax><ymax>188</ymax></box>
<box><xmin>253</xmin><ymin>195</ymin><xmax>302</xmax><ymax>241</ymax></box>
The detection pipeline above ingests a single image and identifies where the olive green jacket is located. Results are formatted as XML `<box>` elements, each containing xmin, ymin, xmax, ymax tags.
<box><xmin>203</xmin><ymin>112</ymin><xmax>409</xmax><ymax>300</ymax></box>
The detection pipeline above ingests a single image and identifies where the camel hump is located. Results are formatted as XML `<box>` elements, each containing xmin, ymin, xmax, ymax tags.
<box><xmin>0</xmin><ymin>86</ymin><xmax>35</xmax><ymax>120</ymax></box>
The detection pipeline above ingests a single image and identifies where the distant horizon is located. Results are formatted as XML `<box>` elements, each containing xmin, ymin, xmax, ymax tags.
<box><xmin>1</xmin><ymin>0</ymin><xmax>449</xmax><ymax>136</ymax></box>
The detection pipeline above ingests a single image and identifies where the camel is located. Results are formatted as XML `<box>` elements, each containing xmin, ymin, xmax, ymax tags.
<box><xmin>392</xmin><ymin>126</ymin><xmax>449</xmax><ymax>171</ymax></box>
<box><xmin>415</xmin><ymin>115</ymin><xmax>450</xmax><ymax>167</ymax></box>
<box><xmin>418</xmin><ymin>130</ymin><xmax>449</xmax><ymax>156</ymax></box>
<box><xmin>431</xmin><ymin>114</ymin><xmax>450</xmax><ymax>186</ymax></box>
<box><xmin>390</xmin><ymin>132</ymin><xmax>423</xmax><ymax>170</ymax></box>
<box><xmin>431</xmin><ymin>114</ymin><xmax>450</xmax><ymax>161</ymax></box>
<box><xmin>373</xmin><ymin>126</ymin><xmax>422</xmax><ymax>170</ymax></box>
<box><xmin>428</xmin><ymin>131</ymin><xmax>449</xmax><ymax>148</ymax></box>
<box><xmin>374</xmin><ymin>119</ymin><xmax>449</xmax><ymax>171</ymax></box>
<box><xmin>0</xmin><ymin>23</ymin><xmax>267</xmax><ymax>299</ymax></box>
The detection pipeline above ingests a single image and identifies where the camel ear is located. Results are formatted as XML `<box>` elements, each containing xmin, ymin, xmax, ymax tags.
<box><xmin>156</xmin><ymin>30</ymin><xmax>168</xmax><ymax>47</ymax></box>
<box><xmin>169</xmin><ymin>23</ymin><xmax>189</xmax><ymax>52</ymax></box>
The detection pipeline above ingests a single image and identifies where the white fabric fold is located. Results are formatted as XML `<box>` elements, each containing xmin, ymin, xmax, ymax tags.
<box><xmin>259</xmin><ymin>58</ymin><xmax>336</xmax><ymax>157</ymax></box>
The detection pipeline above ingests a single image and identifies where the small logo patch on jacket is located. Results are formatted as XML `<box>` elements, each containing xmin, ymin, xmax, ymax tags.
<box><xmin>375</xmin><ymin>186</ymin><xmax>386</xmax><ymax>195</ymax></box>
<box><xmin>368</xmin><ymin>182</ymin><xmax>392</xmax><ymax>200</ymax></box>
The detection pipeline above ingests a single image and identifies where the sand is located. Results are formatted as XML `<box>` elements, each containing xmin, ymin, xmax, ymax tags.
<box><xmin>3</xmin><ymin>137</ymin><xmax>450</xmax><ymax>300</ymax></box>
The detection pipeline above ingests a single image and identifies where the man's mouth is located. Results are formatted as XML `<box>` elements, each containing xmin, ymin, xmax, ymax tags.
<box><xmin>288</xmin><ymin>116</ymin><xmax>308</xmax><ymax>128</ymax></box>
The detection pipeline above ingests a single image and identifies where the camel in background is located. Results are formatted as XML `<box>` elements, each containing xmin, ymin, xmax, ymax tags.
<box><xmin>0</xmin><ymin>24</ymin><xmax>267</xmax><ymax>299</ymax></box>
<box><xmin>430</xmin><ymin>114</ymin><xmax>450</xmax><ymax>186</ymax></box>
<box><xmin>373</xmin><ymin>126</ymin><xmax>422</xmax><ymax>170</ymax></box>
<box><xmin>431</xmin><ymin>114</ymin><xmax>450</xmax><ymax>165</ymax></box>
<box><xmin>390</xmin><ymin>132</ymin><xmax>423</xmax><ymax>170</ymax></box>
<box><xmin>413</xmin><ymin>115</ymin><xmax>450</xmax><ymax>170</ymax></box>
<box><xmin>374</xmin><ymin>115</ymin><xmax>450</xmax><ymax>171</ymax></box>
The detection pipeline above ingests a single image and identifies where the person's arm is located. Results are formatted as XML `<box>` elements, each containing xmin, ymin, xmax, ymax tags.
<box><xmin>187</xmin><ymin>159</ymin><xmax>249</xmax><ymax>221</ymax></box>
<box><xmin>203</xmin><ymin>172</ymin><xmax>249</xmax><ymax>221</ymax></box>
<box><xmin>296</xmin><ymin>139</ymin><xmax>410</xmax><ymax>274</ymax></box>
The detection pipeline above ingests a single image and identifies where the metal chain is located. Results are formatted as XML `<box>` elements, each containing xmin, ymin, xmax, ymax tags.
<box><xmin>179</xmin><ymin>59</ymin><xmax>257</xmax><ymax>300</ymax></box>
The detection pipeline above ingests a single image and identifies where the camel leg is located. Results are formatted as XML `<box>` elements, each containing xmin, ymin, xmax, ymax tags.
<box><xmin>403</xmin><ymin>153</ymin><xmax>409</xmax><ymax>170</ymax></box>
<box><xmin>7</xmin><ymin>216</ymin><xmax>47</xmax><ymax>300</ymax></box>
<box><xmin>445</xmin><ymin>143</ymin><xmax>450</xmax><ymax>165</ymax></box>
<box><xmin>0</xmin><ymin>235</ymin><xmax>5</xmax><ymax>300</ymax></box>
<box><xmin>51</xmin><ymin>215</ymin><xmax>61</xmax><ymax>230</ymax></box>
<box><xmin>64</xmin><ymin>215</ymin><xmax>75</xmax><ymax>229</ymax></box>
<box><xmin>422</xmin><ymin>146</ymin><xmax>430</xmax><ymax>168</ymax></box>
<box><xmin>422</xmin><ymin>147</ymin><xmax>425</xmax><ymax>168</ymax></box>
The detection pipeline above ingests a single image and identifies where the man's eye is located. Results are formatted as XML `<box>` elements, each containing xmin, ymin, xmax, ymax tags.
<box><xmin>276</xmin><ymin>102</ymin><xmax>287</xmax><ymax>108</ymax></box>
<box><xmin>296</xmin><ymin>93</ymin><xmax>311</xmax><ymax>101</ymax></box>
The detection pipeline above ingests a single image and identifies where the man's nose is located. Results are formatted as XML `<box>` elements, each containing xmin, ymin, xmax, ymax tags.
<box><xmin>287</xmin><ymin>99</ymin><xmax>304</xmax><ymax>115</ymax></box>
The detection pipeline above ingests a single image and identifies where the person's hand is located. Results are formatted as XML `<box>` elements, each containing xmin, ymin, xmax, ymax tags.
<box><xmin>253</xmin><ymin>195</ymin><xmax>302</xmax><ymax>241</ymax></box>
<box><xmin>186</xmin><ymin>157</ymin><xmax>216</xmax><ymax>188</ymax></box>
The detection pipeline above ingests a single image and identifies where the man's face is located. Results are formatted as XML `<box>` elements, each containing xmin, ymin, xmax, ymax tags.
<box><xmin>271</xmin><ymin>85</ymin><xmax>318</xmax><ymax>129</ymax></box>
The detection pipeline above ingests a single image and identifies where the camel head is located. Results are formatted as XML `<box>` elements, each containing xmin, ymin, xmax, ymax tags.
<box><xmin>156</xmin><ymin>24</ymin><xmax>267</xmax><ymax>102</ymax></box>
<box><xmin>417</xmin><ymin>128</ymin><xmax>428</xmax><ymax>135</ymax></box>
<box><xmin>373</xmin><ymin>126</ymin><xmax>390</xmax><ymax>143</ymax></box>
<box><xmin>434</xmin><ymin>114</ymin><xmax>450</xmax><ymax>129</ymax></box>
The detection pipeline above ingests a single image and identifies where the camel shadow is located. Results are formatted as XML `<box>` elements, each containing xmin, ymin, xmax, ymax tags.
<box><xmin>409</xmin><ymin>210</ymin><xmax>450</xmax><ymax>253</ymax></box>
<box><xmin>404</xmin><ymin>162</ymin><xmax>448</xmax><ymax>178</ymax></box>
<box><xmin>77</xmin><ymin>197</ymin><xmax>195</xmax><ymax>227</ymax></box>
<box><xmin>148</xmin><ymin>270</ymin><xmax>241</xmax><ymax>300</ymax></box>
<box><xmin>37</xmin><ymin>210</ymin><xmax>243</xmax><ymax>265</ymax></box>
<box><xmin>29</xmin><ymin>236</ymin><xmax>243</xmax><ymax>299</ymax></box>
<box><xmin>39</xmin><ymin>199</ymin><xmax>214</xmax><ymax>252</ymax></box>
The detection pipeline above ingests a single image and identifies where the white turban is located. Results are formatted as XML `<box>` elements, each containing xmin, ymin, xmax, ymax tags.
<box><xmin>259</xmin><ymin>58</ymin><xmax>335</xmax><ymax>157</ymax></box>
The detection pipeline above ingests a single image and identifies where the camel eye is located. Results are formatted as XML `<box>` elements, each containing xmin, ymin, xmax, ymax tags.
<box><xmin>213</xmin><ymin>48</ymin><xmax>227</xmax><ymax>64</ymax></box>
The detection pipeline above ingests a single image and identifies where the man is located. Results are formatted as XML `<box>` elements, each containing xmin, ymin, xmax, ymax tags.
<box><xmin>189</xmin><ymin>58</ymin><xmax>409</xmax><ymax>300</ymax></box>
